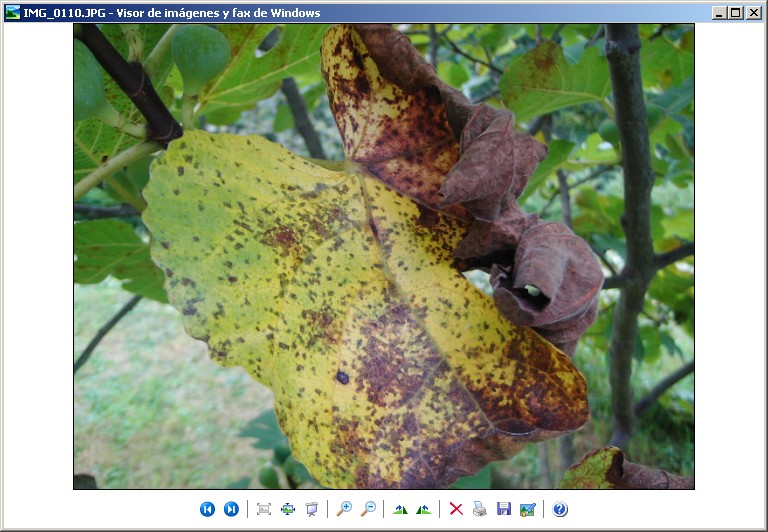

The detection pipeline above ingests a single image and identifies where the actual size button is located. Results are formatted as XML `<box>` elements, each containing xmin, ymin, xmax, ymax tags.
<box><xmin>746</xmin><ymin>5</ymin><xmax>762</xmax><ymax>19</ymax></box>
<box><xmin>728</xmin><ymin>6</ymin><xmax>744</xmax><ymax>19</ymax></box>
<box><xmin>712</xmin><ymin>6</ymin><xmax>728</xmax><ymax>19</ymax></box>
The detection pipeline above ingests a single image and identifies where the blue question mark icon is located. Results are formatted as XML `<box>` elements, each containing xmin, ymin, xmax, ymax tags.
<box><xmin>552</xmin><ymin>502</ymin><xmax>568</xmax><ymax>517</ymax></box>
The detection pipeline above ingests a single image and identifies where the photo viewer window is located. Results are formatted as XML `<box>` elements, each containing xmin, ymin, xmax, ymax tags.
<box><xmin>1</xmin><ymin>1</ymin><xmax>765</xmax><ymax>530</ymax></box>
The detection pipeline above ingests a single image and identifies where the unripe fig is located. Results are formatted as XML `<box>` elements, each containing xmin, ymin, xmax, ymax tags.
<box><xmin>273</xmin><ymin>444</ymin><xmax>292</xmax><ymax>465</ymax></box>
<box><xmin>646</xmin><ymin>103</ymin><xmax>663</xmax><ymax>130</ymax></box>
<box><xmin>598</xmin><ymin>119</ymin><xmax>620</xmax><ymax>146</ymax></box>
<box><xmin>258</xmin><ymin>464</ymin><xmax>280</xmax><ymax>489</ymax></box>
<box><xmin>73</xmin><ymin>39</ymin><xmax>108</xmax><ymax>122</ymax></box>
<box><xmin>172</xmin><ymin>25</ymin><xmax>231</xmax><ymax>96</ymax></box>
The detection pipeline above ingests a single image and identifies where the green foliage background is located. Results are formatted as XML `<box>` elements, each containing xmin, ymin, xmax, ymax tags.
<box><xmin>74</xmin><ymin>23</ymin><xmax>694</xmax><ymax>488</ymax></box>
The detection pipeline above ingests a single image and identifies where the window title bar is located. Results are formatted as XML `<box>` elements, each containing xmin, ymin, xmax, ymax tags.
<box><xmin>2</xmin><ymin>3</ymin><xmax>765</xmax><ymax>23</ymax></box>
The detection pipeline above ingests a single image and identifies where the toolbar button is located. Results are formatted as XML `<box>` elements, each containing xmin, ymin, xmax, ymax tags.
<box><xmin>200</xmin><ymin>501</ymin><xmax>215</xmax><ymax>517</ymax></box>
<box><xmin>553</xmin><ymin>501</ymin><xmax>568</xmax><ymax>517</ymax></box>
<box><xmin>712</xmin><ymin>5</ymin><xmax>728</xmax><ymax>18</ymax></box>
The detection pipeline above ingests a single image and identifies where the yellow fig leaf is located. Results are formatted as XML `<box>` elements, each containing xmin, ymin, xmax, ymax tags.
<box><xmin>143</xmin><ymin>130</ymin><xmax>589</xmax><ymax>488</ymax></box>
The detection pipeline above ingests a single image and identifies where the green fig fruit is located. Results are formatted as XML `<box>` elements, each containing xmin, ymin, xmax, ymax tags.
<box><xmin>273</xmin><ymin>444</ymin><xmax>292</xmax><ymax>466</ymax></box>
<box><xmin>598</xmin><ymin>119</ymin><xmax>620</xmax><ymax>146</ymax></box>
<box><xmin>646</xmin><ymin>103</ymin><xmax>663</xmax><ymax>130</ymax></box>
<box><xmin>73</xmin><ymin>39</ymin><xmax>108</xmax><ymax>122</ymax></box>
<box><xmin>257</xmin><ymin>464</ymin><xmax>280</xmax><ymax>489</ymax></box>
<box><xmin>172</xmin><ymin>25</ymin><xmax>231</xmax><ymax>96</ymax></box>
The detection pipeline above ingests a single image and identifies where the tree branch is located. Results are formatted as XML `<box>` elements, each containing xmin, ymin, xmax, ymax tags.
<box><xmin>654</xmin><ymin>242</ymin><xmax>694</xmax><ymax>271</ymax></box>
<box><xmin>602</xmin><ymin>274</ymin><xmax>628</xmax><ymax>290</ymax></box>
<box><xmin>604</xmin><ymin>24</ymin><xmax>656</xmax><ymax>449</ymax></box>
<box><xmin>280</xmin><ymin>78</ymin><xmax>327</xmax><ymax>160</ymax></box>
<box><xmin>74</xmin><ymin>203</ymin><xmax>140</xmax><ymax>219</ymax></box>
<box><xmin>441</xmin><ymin>34</ymin><xmax>503</xmax><ymax>74</ymax></box>
<box><xmin>74</xmin><ymin>295</ymin><xmax>142</xmax><ymax>375</ymax></box>
<box><xmin>78</xmin><ymin>24</ymin><xmax>182</xmax><ymax>147</ymax></box>
<box><xmin>634</xmin><ymin>360</ymin><xmax>695</xmax><ymax>417</ymax></box>
<box><xmin>556</xmin><ymin>169</ymin><xmax>572</xmax><ymax>229</ymax></box>
<box><xmin>428</xmin><ymin>24</ymin><xmax>439</xmax><ymax>66</ymax></box>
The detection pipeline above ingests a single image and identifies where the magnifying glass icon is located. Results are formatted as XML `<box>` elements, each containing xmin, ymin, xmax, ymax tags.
<box><xmin>336</xmin><ymin>501</ymin><xmax>352</xmax><ymax>516</ymax></box>
<box><xmin>361</xmin><ymin>501</ymin><xmax>376</xmax><ymax>516</ymax></box>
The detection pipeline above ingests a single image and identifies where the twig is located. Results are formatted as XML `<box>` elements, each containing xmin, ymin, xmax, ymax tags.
<box><xmin>74</xmin><ymin>141</ymin><xmax>161</xmax><ymax>201</ymax></box>
<box><xmin>648</xmin><ymin>24</ymin><xmax>674</xmax><ymax>41</ymax></box>
<box><xmin>74</xmin><ymin>295</ymin><xmax>143</xmax><ymax>375</ymax></box>
<box><xmin>550</xmin><ymin>24</ymin><xmax>566</xmax><ymax>43</ymax></box>
<box><xmin>654</xmin><ymin>242</ymin><xmax>694</xmax><ymax>271</ymax></box>
<box><xmin>634</xmin><ymin>360</ymin><xmax>695</xmax><ymax>416</ymax></box>
<box><xmin>428</xmin><ymin>24</ymin><xmax>439</xmax><ymax>66</ymax></box>
<box><xmin>556</xmin><ymin>169</ymin><xmax>572</xmax><ymax>229</ymax></box>
<box><xmin>586</xmin><ymin>25</ymin><xmax>606</xmax><ymax>48</ymax></box>
<box><xmin>441</xmin><ymin>34</ymin><xmax>503</xmax><ymax>74</ymax></box>
<box><xmin>74</xmin><ymin>203</ymin><xmax>140</xmax><ymax>219</ymax></box>
<box><xmin>79</xmin><ymin>24</ymin><xmax>182</xmax><ymax>147</ymax></box>
<box><xmin>280</xmin><ymin>78</ymin><xmax>327</xmax><ymax>160</ymax></box>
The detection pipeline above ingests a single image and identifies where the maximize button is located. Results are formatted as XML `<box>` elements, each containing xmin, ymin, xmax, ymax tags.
<box><xmin>728</xmin><ymin>6</ymin><xmax>744</xmax><ymax>19</ymax></box>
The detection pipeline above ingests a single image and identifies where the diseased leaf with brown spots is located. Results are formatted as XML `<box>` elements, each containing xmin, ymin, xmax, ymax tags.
<box><xmin>143</xmin><ymin>130</ymin><xmax>589</xmax><ymax>488</ymax></box>
<box><xmin>559</xmin><ymin>446</ymin><xmax>694</xmax><ymax>489</ymax></box>
<box><xmin>321</xmin><ymin>24</ymin><xmax>467</xmax><ymax>220</ymax></box>
<box><xmin>326</xmin><ymin>25</ymin><xmax>602</xmax><ymax>356</ymax></box>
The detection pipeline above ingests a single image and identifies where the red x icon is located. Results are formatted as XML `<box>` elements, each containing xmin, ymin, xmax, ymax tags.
<box><xmin>450</xmin><ymin>502</ymin><xmax>463</xmax><ymax>515</ymax></box>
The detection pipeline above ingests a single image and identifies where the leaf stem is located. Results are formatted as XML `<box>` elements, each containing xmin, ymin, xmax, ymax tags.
<box><xmin>120</xmin><ymin>24</ymin><xmax>143</xmax><ymax>62</ymax></box>
<box><xmin>74</xmin><ymin>294</ymin><xmax>142</xmax><ymax>375</ymax></box>
<box><xmin>144</xmin><ymin>24</ymin><xmax>181</xmax><ymax>84</ymax></box>
<box><xmin>181</xmin><ymin>94</ymin><xmax>197</xmax><ymax>130</ymax></box>
<box><xmin>74</xmin><ymin>141</ymin><xmax>161</xmax><ymax>201</ymax></box>
<box><xmin>104</xmin><ymin>174</ymin><xmax>147</xmax><ymax>212</ymax></box>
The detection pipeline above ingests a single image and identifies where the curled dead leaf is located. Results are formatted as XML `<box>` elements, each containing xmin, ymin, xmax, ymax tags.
<box><xmin>560</xmin><ymin>446</ymin><xmax>694</xmax><ymax>489</ymax></box>
<box><xmin>351</xmin><ymin>24</ymin><xmax>603</xmax><ymax>354</ymax></box>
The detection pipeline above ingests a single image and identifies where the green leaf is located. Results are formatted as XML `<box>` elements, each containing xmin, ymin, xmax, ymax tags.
<box><xmin>499</xmin><ymin>41</ymin><xmax>611</xmax><ymax>123</ymax></box>
<box><xmin>438</xmin><ymin>61</ymin><xmax>469</xmax><ymax>87</ymax></box>
<box><xmin>240</xmin><ymin>409</ymin><xmax>289</xmax><ymax>450</ymax></box>
<box><xmin>519</xmin><ymin>139</ymin><xmax>576</xmax><ymax>204</ymax></box>
<box><xmin>74</xmin><ymin>219</ymin><xmax>167</xmax><ymax>303</ymax></box>
<box><xmin>450</xmin><ymin>462</ymin><xmax>493</xmax><ymax>488</ymax></box>
<box><xmin>272</xmin><ymin>103</ymin><xmax>295</xmax><ymax>132</ymax></box>
<box><xmin>638</xmin><ymin>324</ymin><xmax>662</xmax><ymax>364</ymax></box>
<box><xmin>641</xmin><ymin>38</ymin><xmax>693</xmax><ymax>89</ymax></box>
<box><xmin>198</xmin><ymin>24</ymin><xmax>330</xmax><ymax>124</ymax></box>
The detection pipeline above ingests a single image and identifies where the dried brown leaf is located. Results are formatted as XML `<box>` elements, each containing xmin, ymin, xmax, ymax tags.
<box><xmin>343</xmin><ymin>24</ymin><xmax>603</xmax><ymax>354</ymax></box>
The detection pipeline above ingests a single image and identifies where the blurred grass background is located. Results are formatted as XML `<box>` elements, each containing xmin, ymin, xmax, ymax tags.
<box><xmin>75</xmin><ymin>276</ymin><xmax>693</xmax><ymax>489</ymax></box>
<box><xmin>74</xmin><ymin>278</ymin><xmax>274</xmax><ymax>489</ymax></box>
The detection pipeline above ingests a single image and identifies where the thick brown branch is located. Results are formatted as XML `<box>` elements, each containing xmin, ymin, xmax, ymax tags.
<box><xmin>602</xmin><ymin>274</ymin><xmax>628</xmax><ymax>290</ymax></box>
<box><xmin>654</xmin><ymin>242</ymin><xmax>694</xmax><ymax>271</ymax></box>
<box><xmin>78</xmin><ymin>24</ymin><xmax>182</xmax><ymax>147</ymax></box>
<box><xmin>634</xmin><ymin>360</ymin><xmax>695</xmax><ymax>416</ymax></box>
<box><xmin>604</xmin><ymin>24</ymin><xmax>656</xmax><ymax>449</ymax></box>
<box><xmin>280</xmin><ymin>78</ymin><xmax>327</xmax><ymax>160</ymax></box>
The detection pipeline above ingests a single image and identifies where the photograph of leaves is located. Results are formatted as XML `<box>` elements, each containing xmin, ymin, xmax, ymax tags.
<box><xmin>74</xmin><ymin>23</ymin><xmax>694</xmax><ymax>489</ymax></box>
